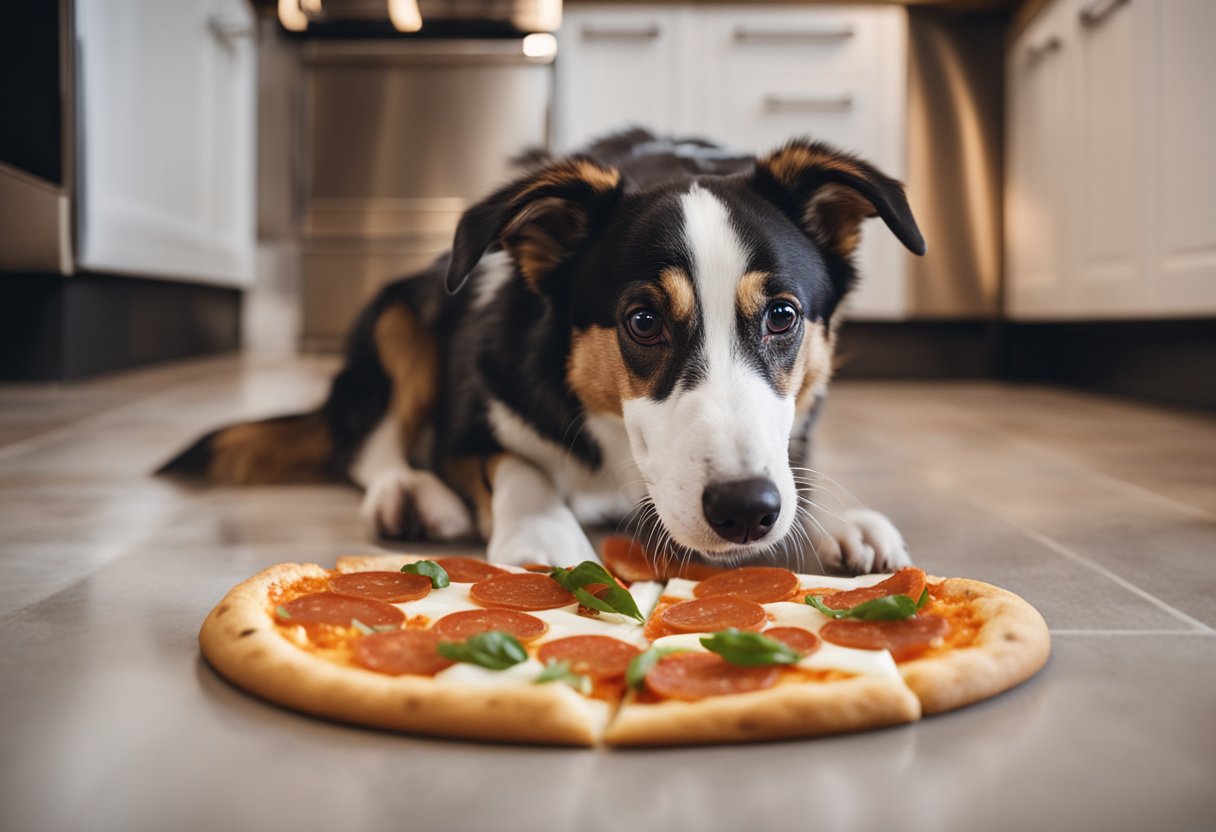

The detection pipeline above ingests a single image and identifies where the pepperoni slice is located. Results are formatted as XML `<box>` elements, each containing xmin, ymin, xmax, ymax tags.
<box><xmin>693</xmin><ymin>566</ymin><xmax>800</xmax><ymax>604</ymax></box>
<box><xmin>820</xmin><ymin>615</ymin><xmax>950</xmax><ymax>662</ymax></box>
<box><xmin>469</xmin><ymin>573</ymin><xmax>576</xmax><ymax>611</ymax></box>
<box><xmin>432</xmin><ymin>609</ymin><xmax>548</xmax><ymax>643</ymax></box>
<box><xmin>433</xmin><ymin>557</ymin><xmax>507</xmax><ymax>583</ymax></box>
<box><xmin>645</xmin><ymin>652</ymin><xmax>779</xmax><ymax>701</ymax></box>
<box><xmin>328</xmin><ymin>571</ymin><xmax>432</xmax><ymax>603</ymax></box>
<box><xmin>763</xmin><ymin>626</ymin><xmax>821</xmax><ymax>655</ymax></box>
<box><xmin>817</xmin><ymin>567</ymin><xmax>928</xmax><ymax>610</ymax></box>
<box><xmin>601</xmin><ymin>536</ymin><xmax>724</xmax><ymax>581</ymax></box>
<box><xmin>277</xmin><ymin>592</ymin><xmax>406</xmax><ymax>628</ymax></box>
<box><xmin>352</xmin><ymin>629</ymin><xmax>454</xmax><ymax>677</ymax></box>
<box><xmin>659</xmin><ymin>596</ymin><xmax>767</xmax><ymax>634</ymax></box>
<box><xmin>536</xmin><ymin>636</ymin><xmax>642</xmax><ymax>681</ymax></box>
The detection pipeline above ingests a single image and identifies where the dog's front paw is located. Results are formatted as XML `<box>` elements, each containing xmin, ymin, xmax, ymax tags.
<box><xmin>360</xmin><ymin>470</ymin><xmax>474</xmax><ymax>541</ymax></box>
<box><xmin>487</xmin><ymin>518</ymin><xmax>599</xmax><ymax>569</ymax></box>
<box><xmin>806</xmin><ymin>508</ymin><xmax>912</xmax><ymax>575</ymax></box>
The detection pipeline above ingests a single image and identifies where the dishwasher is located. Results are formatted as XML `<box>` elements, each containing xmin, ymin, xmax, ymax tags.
<box><xmin>296</xmin><ymin>1</ymin><xmax>559</xmax><ymax>348</ymax></box>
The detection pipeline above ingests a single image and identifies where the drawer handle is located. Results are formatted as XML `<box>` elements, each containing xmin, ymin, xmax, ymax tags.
<box><xmin>763</xmin><ymin>94</ymin><xmax>854</xmax><ymax>112</ymax></box>
<box><xmin>1079</xmin><ymin>0</ymin><xmax>1130</xmax><ymax>28</ymax></box>
<box><xmin>1025</xmin><ymin>35</ymin><xmax>1062</xmax><ymax>64</ymax></box>
<box><xmin>581</xmin><ymin>24</ymin><xmax>661</xmax><ymax>41</ymax></box>
<box><xmin>734</xmin><ymin>25</ymin><xmax>855</xmax><ymax>43</ymax></box>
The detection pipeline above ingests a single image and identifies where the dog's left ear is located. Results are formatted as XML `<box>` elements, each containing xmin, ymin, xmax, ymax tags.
<box><xmin>446</xmin><ymin>158</ymin><xmax>622</xmax><ymax>294</ymax></box>
<box><xmin>754</xmin><ymin>139</ymin><xmax>926</xmax><ymax>258</ymax></box>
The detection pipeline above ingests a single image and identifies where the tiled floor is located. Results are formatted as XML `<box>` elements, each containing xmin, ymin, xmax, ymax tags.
<box><xmin>1</xmin><ymin>355</ymin><xmax>1213</xmax><ymax>832</ymax></box>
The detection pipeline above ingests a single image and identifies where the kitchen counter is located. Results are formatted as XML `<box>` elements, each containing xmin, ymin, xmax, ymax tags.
<box><xmin>1</xmin><ymin>355</ymin><xmax>1213</xmax><ymax>832</ymax></box>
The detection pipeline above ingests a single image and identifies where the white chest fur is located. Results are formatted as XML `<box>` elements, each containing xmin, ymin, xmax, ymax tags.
<box><xmin>487</xmin><ymin>400</ymin><xmax>646</xmax><ymax>524</ymax></box>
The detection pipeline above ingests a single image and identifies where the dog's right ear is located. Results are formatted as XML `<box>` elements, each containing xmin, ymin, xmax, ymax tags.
<box><xmin>446</xmin><ymin>159</ymin><xmax>622</xmax><ymax>294</ymax></box>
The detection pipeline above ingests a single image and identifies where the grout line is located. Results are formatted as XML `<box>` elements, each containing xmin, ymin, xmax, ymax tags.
<box><xmin>936</xmin><ymin>399</ymin><xmax>1216</xmax><ymax>523</ymax></box>
<box><xmin>1050</xmin><ymin>629</ymin><xmax>1214</xmax><ymax>636</ymax></box>
<box><xmin>992</xmin><ymin>515</ymin><xmax>1216</xmax><ymax>635</ymax></box>
<box><xmin>0</xmin><ymin>357</ymin><xmax>304</xmax><ymax>464</ymax></box>
<box><xmin>845</xmin><ymin>419</ymin><xmax>1216</xmax><ymax>635</ymax></box>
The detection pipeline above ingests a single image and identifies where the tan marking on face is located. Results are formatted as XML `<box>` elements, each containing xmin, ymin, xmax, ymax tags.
<box><xmin>374</xmin><ymin>303</ymin><xmax>439</xmax><ymax>443</ymax></box>
<box><xmin>659</xmin><ymin>267</ymin><xmax>696</xmax><ymax>325</ymax></box>
<box><xmin>789</xmin><ymin>321</ymin><xmax>837</xmax><ymax>414</ymax></box>
<box><xmin>567</xmin><ymin>325</ymin><xmax>660</xmax><ymax>414</ymax></box>
<box><xmin>736</xmin><ymin>270</ymin><xmax>770</xmax><ymax>318</ymax></box>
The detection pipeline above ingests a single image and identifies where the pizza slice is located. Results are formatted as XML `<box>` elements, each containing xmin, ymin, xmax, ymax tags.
<box><xmin>609</xmin><ymin>564</ymin><xmax>1050</xmax><ymax>745</ymax></box>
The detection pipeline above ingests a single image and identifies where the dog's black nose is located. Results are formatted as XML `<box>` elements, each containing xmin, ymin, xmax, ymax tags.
<box><xmin>702</xmin><ymin>478</ymin><xmax>781</xmax><ymax>544</ymax></box>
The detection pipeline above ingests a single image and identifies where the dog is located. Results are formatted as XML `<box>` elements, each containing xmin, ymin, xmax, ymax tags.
<box><xmin>161</xmin><ymin>129</ymin><xmax>925</xmax><ymax>574</ymax></box>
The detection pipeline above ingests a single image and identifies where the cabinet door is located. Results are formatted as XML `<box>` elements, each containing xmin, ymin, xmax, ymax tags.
<box><xmin>1069</xmin><ymin>0</ymin><xmax>1149</xmax><ymax>315</ymax></box>
<box><xmin>75</xmin><ymin>0</ymin><xmax>256</xmax><ymax>287</ymax></box>
<box><xmin>692</xmin><ymin>7</ymin><xmax>909</xmax><ymax>318</ymax></box>
<box><xmin>555</xmin><ymin>6</ymin><xmax>683</xmax><ymax>152</ymax></box>
<box><xmin>1005</xmin><ymin>3</ymin><xmax>1073</xmax><ymax>319</ymax></box>
<box><xmin>1148</xmin><ymin>0</ymin><xmax>1216</xmax><ymax>315</ymax></box>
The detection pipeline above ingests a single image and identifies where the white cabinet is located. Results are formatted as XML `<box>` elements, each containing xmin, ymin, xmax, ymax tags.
<box><xmin>554</xmin><ymin>6</ymin><xmax>684</xmax><ymax>149</ymax></box>
<box><xmin>1149</xmin><ymin>0</ymin><xmax>1216</xmax><ymax>315</ymax></box>
<box><xmin>75</xmin><ymin>0</ymin><xmax>257</xmax><ymax>288</ymax></box>
<box><xmin>556</xmin><ymin>4</ymin><xmax>910</xmax><ymax>319</ymax></box>
<box><xmin>1006</xmin><ymin>0</ymin><xmax>1216</xmax><ymax>319</ymax></box>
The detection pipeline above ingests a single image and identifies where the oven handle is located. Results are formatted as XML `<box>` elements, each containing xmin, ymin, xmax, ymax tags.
<box><xmin>303</xmin><ymin>40</ymin><xmax>556</xmax><ymax>65</ymax></box>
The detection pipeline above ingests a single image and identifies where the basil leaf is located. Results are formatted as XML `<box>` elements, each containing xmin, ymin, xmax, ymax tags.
<box><xmin>350</xmin><ymin>618</ymin><xmax>374</xmax><ymax>636</ymax></box>
<box><xmin>700</xmin><ymin>629</ymin><xmax>802</xmax><ymax>667</ymax></box>
<box><xmin>401</xmin><ymin>560</ymin><xmax>450</xmax><ymax>589</ymax></box>
<box><xmin>626</xmin><ymin>646</ymin><xmax>688</xmax><ymax>688</ymax></box>
<box><xmin>437</xmin><ymin>630</ymin><xmax>527</xmax><ymax>670</ymax></box>
<box><xmin>534</xmin><ymin>659</ymin><xmax>592</xmax><ymax>696</ymax></box>
<box><xmin>274</xmin><ymin>605</ymin><xmax>292</xmax><ymax>620</ymax></box>
<box><xmin>806</xmin><ymin>592</ymin><xmax>922</xmax><ymax>621</ymax></box>
<box><xmin>549</xmin><ymin>561</ymin><xmax>643</xmax><ymax>623</ymax></box>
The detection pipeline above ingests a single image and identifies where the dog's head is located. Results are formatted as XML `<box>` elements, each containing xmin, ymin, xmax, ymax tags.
<box><xmin>447</xmin><ymin>139</ymin><xmax>924</xmax><ymax>561</ymax></box>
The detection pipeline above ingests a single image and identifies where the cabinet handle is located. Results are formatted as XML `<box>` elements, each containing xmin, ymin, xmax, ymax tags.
<box><xmin>1079</xmin><ymin>0</ymin><xmax>1130</xmax><ymax>28</ymax></box>
<box><xmin>763</xmin><ymin>94</ymin><xmax>854</xmax><ymax>112</ymax></box>
<box><xmin>207</xmin><ymin>16</ymin><xmax>254</xmax><ymax>49</ymax></box>
<box><xmin>734</xmin><ymin>26</ymin><xmax>854</xmax><ymax>43</ymax></box>
<box><xmin>581</xmin><ymin>24</ymin><xmax>661</xmax><ymax>41</ymax></box>
<box><xmin>1025</xmin><ymin>35</ymin><xmax>1062</xmax><ymax>65</ymax></box>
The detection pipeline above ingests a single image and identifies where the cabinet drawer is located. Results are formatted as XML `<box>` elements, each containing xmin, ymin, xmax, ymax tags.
<box><xmin>708</xmin><ymin>72</ymin><xmax>876</xmax><ymax>157</ymax></box>
<box><xmin>697</xmin><ymin>7</ymin><xmax>893</xmax><ymax>78</ymax></box>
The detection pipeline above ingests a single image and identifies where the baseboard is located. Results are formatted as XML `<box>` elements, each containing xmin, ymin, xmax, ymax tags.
<box><xmin>0</xmin><ymin>272</ymin><xmax>241</xmax><ymax>380</ymax></box>
<box><xmin>835</xmin><ymin>317</ymin><xmax>1215</xmax><ymax>412</ymax></box>
<box><xmin>834</xmin><ymin>320</ymin><xmax>1004</xmax><ymax>380</ymax></box>
<box><xmin>1002</xmin><ymin>319</ymin><xmax>1216</xmax><ymax>412</ymax></box>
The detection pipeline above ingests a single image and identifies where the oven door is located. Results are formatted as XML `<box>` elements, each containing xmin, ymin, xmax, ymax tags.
<box><xmin>301</xmin><ymin>39</ymin><xmax>553</xmax><ymax>347</ymax></box>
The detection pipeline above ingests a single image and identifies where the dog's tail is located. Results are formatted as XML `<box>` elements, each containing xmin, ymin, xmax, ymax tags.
<box><xmin>156</xmin><ymin>410</ymin><xmax>336</xmax><ymax>484</ymax></box>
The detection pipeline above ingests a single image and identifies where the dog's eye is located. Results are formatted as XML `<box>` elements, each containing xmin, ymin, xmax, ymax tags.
<box><xmin>625</xmin><ymin>307</ymin><xmax>665</xmax><ymax>344</ymax></box>
<box><xmin>764</xmin><ymin>301</ymin><xmax>798</xmax><ymax>335</ymax></box>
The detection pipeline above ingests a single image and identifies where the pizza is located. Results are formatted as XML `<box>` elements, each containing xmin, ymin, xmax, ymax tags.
<box><xmin>199</xmin><ymin>546</ymin><xmax>1050</xmax><ymax>746</ymax></box>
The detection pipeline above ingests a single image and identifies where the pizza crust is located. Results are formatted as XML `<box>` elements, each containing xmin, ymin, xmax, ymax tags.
<box><xmin>899</xmin><ymin>578</ymin><xmax>1051</xmax><ymax>715</ymax></box>
<box><xmin>605</xmin><ymin>674</ymin><xmax>921</xmax><ymax>746</ymax></box>
<box><xmin>199</xmin><ymin>562</ymin><xmax>609</xmax><ymax>746</ymax></box>
<box><xmin>334</xmin><ymin>553</ymin><xmax>436</xmax><ymax>573</ymax></box>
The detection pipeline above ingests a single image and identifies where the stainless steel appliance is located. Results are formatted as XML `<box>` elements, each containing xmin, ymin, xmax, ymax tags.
<box><xmin>300</xmin><ymin>38</ymin><xmax>553</xmax><ymax>347</ymax></box>
<box><xmin>279</xmin><ymin>1</ymin><xmax>559</xmax><ymax>348</ymax></box>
